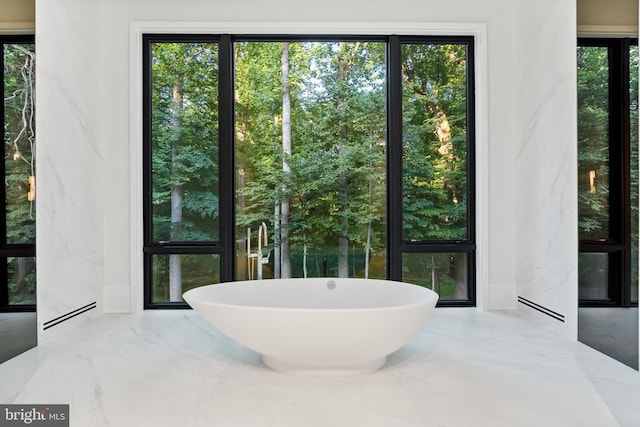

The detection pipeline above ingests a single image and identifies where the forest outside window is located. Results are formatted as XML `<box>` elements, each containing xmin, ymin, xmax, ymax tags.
<box><xmin>143</xmin><ymin>34</ymin><xmax>476</xmax><ymax>308</ymax></box>
<box><xmin>577</xmin><ymin>38</ymin><xmax>638</xmax><ymax>307</ymax></box>
<box><xmin>1</xmin><ymin>36</ymin><xmax>36</xmax><ymax>312</ymax></box>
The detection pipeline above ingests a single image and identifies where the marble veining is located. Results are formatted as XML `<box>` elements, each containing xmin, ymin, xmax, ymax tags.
<box><xmin>1</xmin><ymin>308</ymin><xmax>638</xmax><ymax>427</ymax></box>
<box><xmin>513</xmin><ymin>0</ymin><xmax>577</xmax><ymax>336</ymax></box>
<box><xmin>36</xmin><ymin>0</ymin><xmax>105</xmax><ymax>340</ymax></box>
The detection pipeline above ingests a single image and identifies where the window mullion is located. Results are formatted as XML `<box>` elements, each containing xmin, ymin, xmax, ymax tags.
<box><xmin>0</xmin><ymin>42</ymin><xmax>6</xmax><ymax>309</ymax></box>
<box><xmin>219</xmin><ymin>34</ymin><xmax>235</xmax><ymax>282</ymax></box>
<box><xmin>387</xmin><ymin>35</ymin><xmax>403</xmax><ymax>281</ymax></box>
<box><xmin>621</xmin><ymin>38</ymin><xmax>633</xmax><ymax>307</ymax></box>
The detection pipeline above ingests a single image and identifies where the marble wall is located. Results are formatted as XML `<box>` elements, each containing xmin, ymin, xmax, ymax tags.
<box><xmin>514</xmin><ymin>0</ymin><xmax>578</xmax><ymax>336</ymax></box>
<box><xmin>35</xmin><ymin>0</ymin><xmax>578</xmax><ymax>340</ymax></box>
<box><xmin>36</xmin><ymin>0</ymin><xmax>104</xmax><ymax>342</ymax></box>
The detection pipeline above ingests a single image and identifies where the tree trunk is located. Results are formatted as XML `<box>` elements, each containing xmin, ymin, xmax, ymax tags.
<box><xmin>236</xmin><ymin>90</ymin><xmax>247</xmax><ymax>216</ymax></box>
<box><xmin>338</xmin><ymin>139</ymin><xmax>349</xmax><ymax>278</ymax></box>
<box><xmin>273</xmin><ymin>202</ymin><xmax>280</xmax><ymax>279</ymax></box>
<box><xmin>336</xmin><ymin>42</ymin><xmax>359</xmax><ymax>278</ymax></box>
<box><xmin>303</xmin><ymin>239</ymin><xmax>308</xmax><ymax>278</ymax></box>
<box><xmin>365</xmin><ymin>214</ymin><xmax>372</xmax><ymax>279</ymax></box>
<box><xmin>429</xmin><ymin>254</ymin><xmax>438</xmax><ymax>292</ymax></box>
<box><xmin>453</xmin><ymin>254</ymin><xmax>468</xmax><ymax>299</ymax></box>
<box><xmin>169</xmin><ymin>79</ymin><xmax>184</xmax><ymax>301</ymax></box>
<box><xmin>235</xmin><ymin>44</ymin><xmax>249</xmax><ymax>280</ymax></box>
<box><xmin>364</xmin><ymin>140</ymin><xmax>374</xmax><ymax>279</ymax></box>
<box><xmin>14</xmin><ymin>258</ymin><xmax>26</xmax><ymax>283</ymax></box>
<box><xmin>280</xmin><ymin>42</ymin><xmax>292</xmax><ymax>278</ymax></box>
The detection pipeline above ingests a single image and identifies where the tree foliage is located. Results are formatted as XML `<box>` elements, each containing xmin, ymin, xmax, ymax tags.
<box><xmin>631</xmin><ymin>45</ymin><xmax>639</xmax><ymax>302</ymax></box>
<box><xmin>150</xmin><ymin>39</ymin><xmax>471</xmax><ymax>290</ymax></box>
<box><xmin>4</xmin><ymin>43</ymin><xmax>36</xmax><ymax>304</ymax></box>
<box><xmin>4</xmin><ymin>44</ymin><xmax>35</xmax><ymax>244</ymax></box>
<box><xmin>235</xmin><ymin>41</ymin><xmax>387</xmax><ymax>278</ymax></box>
<box><xmin>151</xmin><ymin>42</ymin><xmax>220</xmax><ymax>243</ymax></box>
<box><xmin>577</xmin><ymin>43</ymin><xmax>640</xmax><ymax>304</ymax></box>
<box><xmin>402</xmin><ymin>43</ymin><xmax>468</xmax><ymax>241</ymax></box>
<box><xmin>577</xmin><ymin>46</ymin><xmax>610</xmax><ymax>239</ymax></box>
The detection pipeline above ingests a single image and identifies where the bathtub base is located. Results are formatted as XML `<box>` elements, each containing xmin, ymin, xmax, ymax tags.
<box><xmin>262</xmin><ymin>355</ymin><xmax>387</xmax><ymax>376</ymax></box>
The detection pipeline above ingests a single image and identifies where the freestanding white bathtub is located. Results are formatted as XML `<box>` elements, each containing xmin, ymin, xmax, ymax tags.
<box><xmin>183</xmin><ymin>278</ymin><xmax>438</xmax><ymax>375</ymax></box>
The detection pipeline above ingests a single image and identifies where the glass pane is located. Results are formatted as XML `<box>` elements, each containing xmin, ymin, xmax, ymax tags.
<box><xmin>402</xmin><ymin>252</ymin><xmax>468</xmax><ymax>300</ymax></box>
<box><xmin>150</xmin><ymin>42</ymin><xmax>219</xmax><ymax>242</ymax></box>
<box><xmin>7</xmin><ymin>257</ymin><xmax>36</xmax><ymax>305</ymax></box>
<box><xmin>151</xmin><ymin>254</ymin><xmax>220</xmax><ymax>303</ymax></box>
<box><xmin>234</xmin><ymin>41</ymin><xmax>387</xmax><ymax>279</ymax></box>
<box><xmin>402</xmin><ymin>43</ymin><xmax>469</xmax><ymax>241</ymax></box>
<box><xmin>4</xmin><ymin>43</ymin><xmax>35</xmax><ymax>245</ymax></box>
<box><xmin>630</xmin><ymin>44</ymin><xmax>638</xmax><ymax>304</ymax></box>
<box><xmin>578</xmin><ymin>252</ymin><xmax>612</xmax><ymax>301</ymax></box>
<box><xmin>577</xmin><ymin>46</ymin><xmax>610</xmax><ymax>241</ymax></box>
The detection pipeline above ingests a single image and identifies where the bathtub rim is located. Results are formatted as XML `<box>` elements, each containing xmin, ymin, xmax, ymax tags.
<box><xmin>182</xmin><ymin>277</ymin><xmax>439</xmax><ymax>312</ymax></box>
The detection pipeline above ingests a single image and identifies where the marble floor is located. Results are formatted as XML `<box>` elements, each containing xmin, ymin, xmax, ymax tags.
<box><xmin>1</xmin><ymin>308</ymin><xmax>639</xmax><ymax>427</ymax></box>
<box><xmin>578</xmin><ymin>307</ymin><xmax>639</xmax><ymax>370</ymax></box>
<box><xmin>0</xmin><ymin>312</ymin><xmax>37</xmax><ymax>364</ymax></box>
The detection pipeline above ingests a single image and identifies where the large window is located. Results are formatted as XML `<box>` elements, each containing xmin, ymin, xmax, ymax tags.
<box><xmin>577</xmin><ymin>38</ymin><xmax>638</xmax><ymax>308</ymax></box>
<box><xmin>234</xmin><ymin>39</ymin><xmax>387</xmax><ymax>282</ymax></box>
<box><xmin>397</xmin><ymin>40</ymin><xmax>474</xmax><ymax>301</ymax></box>
<box><xmin>143</xmin><ymin>35</ymin><xmax>475</xmax><ymax>308</ymax></box>
<box><xmin>1</xmin><ymin>36</ymin><xmax>36</xmax><ymax>312</ymax></box>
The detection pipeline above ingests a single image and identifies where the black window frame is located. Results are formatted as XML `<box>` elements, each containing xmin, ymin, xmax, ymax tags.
<box><xmin>143</xmin><ymin>34</ymin><xmax>476</xmax><ymax>309</ymax></box>
<box><xmin>388</xmin><ymin>36</ymin><xmax>476</xmax><ymax>306</ymax></box>
<box><xmin>578</xmin><ymin>37</ymin><xmax>638</xmax><ymax>308</ymax></box>
<box><xmin>0</xmin><ymin>34</ymin><xmax>36</xmax><ymax>313</ymax></box>
<box><xmin>142</xmin><ymin>34</ymin><xmax>234</xmax><ymax>309</ymax></box>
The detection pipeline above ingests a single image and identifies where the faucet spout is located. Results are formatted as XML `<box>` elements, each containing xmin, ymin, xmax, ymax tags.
<box><xmin>258</xmin><ymin>222</ymin><xmax>268</xmax><ymax>253</ymax></box>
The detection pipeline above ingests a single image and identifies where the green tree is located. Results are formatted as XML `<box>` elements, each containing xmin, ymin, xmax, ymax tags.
<box><xmin>4</xmin><ymin>44</ymin><xmax>35</xmax><ymax>245</ymax></box>
<box><xmin>235</xmin><ymin>41</ymin><xmax>290</xmax><ymax>279</ymax></box>
<box><xmin>235</xmin><ymin>41</ymin><xmax>387</xmax><ymax>279</ymax></box>
<box><xmin>4</xmin><ymin>43</ymin><xmax>36</xmax><ymax>303</ymax></box>
<box><xmin>631</xmin><ymin>45</ymin><xmax>639</xmax><ymax>302</ymax></box>
<box><xmin>402</xmin><ymin>43</ymin><xmax>468</xmax><ymax>241</ymax></box>
<box><xmin>293</xmin><ymin>42</ymin><xmax>386</xmax><ymax>277</ymax></box>
<box><xmin>400</xmin><ymin>43</ymin><xmax>469</xmax><ymax>298</ymax></box>
<box><xmin>152</xmin><ymin>39</ymin><xmax>471</xmax><ymax>288</ymax></box>
<box><xmin>577</xmin><ymin>46</ymin><xmax>610</xmax><ymax>239</ymax></box>
<box><xmin>151</xmin><ymin>42</ymin><xmax>219</xmax><ymax>300</ymax></box>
